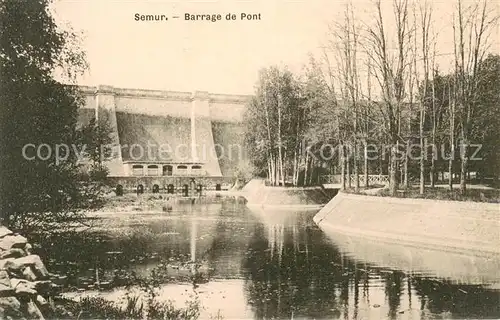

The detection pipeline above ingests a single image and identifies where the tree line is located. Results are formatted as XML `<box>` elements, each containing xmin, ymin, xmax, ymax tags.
<box><xmin>0</xmin><ymin>0</ymin><xmax>114</xmax><ymax>232</ymax></box>
<box><xmin>243</xmin><ymin>0</ymin><xmax>499</xmax><ymax>196</ymax></box>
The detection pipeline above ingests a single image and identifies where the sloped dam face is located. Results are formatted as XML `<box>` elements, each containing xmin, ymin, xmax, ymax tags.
<box><xmin>36</xmin><ymin>196</ymin><xmax>500</xmax><ymax>319</ymax></box>
<box><xmin>77</xmin><ymin>85</ymin><xmax>250</xmax><ymax>177</ymax></box>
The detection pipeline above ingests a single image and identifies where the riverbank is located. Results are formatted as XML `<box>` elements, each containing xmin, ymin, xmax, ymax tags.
<box><xmin>60</xmin><ymin>279</ymin><xmax>249</xmax><ymax>319</ymax></box>
<box><xmin>94</xmin><ymin>192</ymin><xmax>245</xmax><ymax>214</ymax></box>
<box><xmin>369</xmin><ymin>185</ymin><xmax>500</xmax><ymax>203</ymax></box>
<box><xmin>241</xmin><ymin>179</ymin><xmax>332</xmax><ymax>207</ymax></box>
<box><xmin>314</xmin><ymin>192</ymin><xmax>500</xmax><ymax>257</ymax></box>
<box><xmin>0</xmin><ymin>195</ymin><xmax>253</xmax><ymax>319</ymax></box>
<box><xmin>0</xmin><ymin>226</ymin><xmax>57</xmax><ymax>319</ymax></box>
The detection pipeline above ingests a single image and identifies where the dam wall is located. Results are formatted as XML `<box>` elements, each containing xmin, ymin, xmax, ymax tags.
<box><xmin>313</xmin><ymin>192</ymin><xmax>500</xmax><ymax>257</ymax></box>
<box><xmin>78</xmin><ymin>85</ymin><xmax>251</xmax><ymax>178</ymax></box>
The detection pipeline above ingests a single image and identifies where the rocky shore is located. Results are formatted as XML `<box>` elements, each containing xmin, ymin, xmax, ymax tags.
<box><xmin>0</xmin><ymin>226</ymin><xmax>55</xmax><ymax>319</ymax></box>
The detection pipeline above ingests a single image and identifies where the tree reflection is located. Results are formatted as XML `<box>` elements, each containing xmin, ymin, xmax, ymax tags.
<box><xmin>33</xmin><ymin>198</ymin><xmax>500</xmax><ymax>319</ymax></box>
<box><xmin>412</xmin><ymin>277</ymin><xmax>500</xmax><ymax>318</ymax></box>
<box><xmin>383</xmin><ymin>270</ymin><xmax>404</xmax><ymax>319</ymax></box>
<box><xmin>241</xmin><ymin>211</ymin><xmax>356</xmax><ymax>319</ymax></box>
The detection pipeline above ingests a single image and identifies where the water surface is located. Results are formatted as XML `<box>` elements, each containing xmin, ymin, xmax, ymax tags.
<box><xmin>37</xmin><ymin>196</ymin><xmax>500</xmax><ymax>319</ymax></box>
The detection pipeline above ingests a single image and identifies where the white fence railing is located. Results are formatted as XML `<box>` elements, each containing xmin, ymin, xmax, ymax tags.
<box><xmin>321</xmin><ymin>174</ymin><xmax>389</xmax><ymax>186</ymax></box>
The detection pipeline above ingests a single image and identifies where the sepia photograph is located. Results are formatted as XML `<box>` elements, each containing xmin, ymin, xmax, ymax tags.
<box><xmin>0</xmin><ymin>0</ymin><xmax>499</xmax><ymax>319</ymax></box>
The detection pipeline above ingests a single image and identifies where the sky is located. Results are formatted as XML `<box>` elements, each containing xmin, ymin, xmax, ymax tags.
<box><xmin>52</xmin><ymin>0</ymin><xmax>499</xmax><ymax>95</ymax></box>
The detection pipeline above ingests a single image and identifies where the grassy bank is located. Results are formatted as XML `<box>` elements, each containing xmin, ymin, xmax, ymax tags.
<box><xmin>48</xmin><ymin>258</ymin><xmax>220</xmax><ymax>320</ymax></box>
<box><xmin>344</xmin><ymin>186</ymin><xmax>500</xmax><ymax>203</ymax></box>
<box><xmin>98</xmin><ymin>193</ymin><xmax>243</xmax><ymax>213</ymax></box>
<box><xmin>50</xmin><ymin>295</ymin><xmax>204</xmax><ymax>320</ymax></box>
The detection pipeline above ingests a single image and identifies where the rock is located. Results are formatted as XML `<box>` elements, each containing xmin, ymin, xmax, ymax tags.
<box><xmin>0</xmin><ymin>235</ymin><xmax>27</xmax><ymax>251</ymax></box>
<box><xmin>0</xmin><ymin>271</ymin><xmax>10</xmax><ymax>284</ymax></box>
<box><xmin>26</xmin><ymin>300</ymin><xmax>44</xmax><ymax>319</ymax></box>
<box><xmin>0</xmin><ymin>258</ymin><xmax>22</xmax><ymax>272</ymax></box>
<box><xmin>14</xmin><ymin>281</ymin><xmax>37</xmax><ymax>297</ymax></box>
<box><xmin>24</xmin><ymin>243</ymin><xmax>33</xmax><ymax>255</ymax></box>
<box><xmin>0</xmin><ymin>297</ymin><xmax>23</xmax><ymax>319</ymax></box>
<box><xmin>0</xmin><ymin>271</ymin><xmax>13</xmax><ymax>297</ymax></box>
<box><xmin>0</xmin><ymin>272</ymin><xmax>13</xmax><ymax>297</ymax></box>
<box><xmin>13</xmin><ymin>255</ymin><xmax>49</xmax><ymax>279</ymax></box>
<box><xmin>0</xmin><ymin>227</ymin><xmax>55</xmax><ymax>319</ymax></box>
<box><xmin>0</xmin><ymin>227</ymin><xmax>13</xmax><ymax>239</ymax></box>
<box><xmin>10</xmin><ymin>279</ymin><xmax>35</xmax><ymax>291</ymax></box>
<box><xmin>36</xmin><ymin>295</ymin><xmax>48</xmax><ymax>307</ymax></box>
<box><xmin>0</xmin><ymin>248</ymin><xmax>26</xmax><ymax>259</ymax></box>
<box><xmin>23</xmin><ymin>267</ymin><xmax>37</xmax><ymax>282</ymax></box>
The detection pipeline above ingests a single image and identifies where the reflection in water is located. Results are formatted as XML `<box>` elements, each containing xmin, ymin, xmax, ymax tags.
<box><xmin>243</xmin><ymin>206</ymin><xmax>500</xmax><ymax>319</ymax></box>
<box><xmin>190</xmin><ymin>203</ymin><xmax>197</xmax><ymax>277</ymax></box>
<box><xmin>243</xmin><ymin>210</ymin><xmax>341</xmax><ymax>318</ymax></box>
<box><xmin>33</xmin><ymin>197</ymin><xmax>500</xmax><ymax>319</ymax></box>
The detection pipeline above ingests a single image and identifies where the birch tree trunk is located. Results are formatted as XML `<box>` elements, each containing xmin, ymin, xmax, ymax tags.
<box><xmin>430</xmin><ymin>85</ymin><xmax>436</xmax><ymax>188</ymax></box>
<box><xmin>449</xmin><ymin>78</ymin><xmax>455</xmax><ymax>191</ymax></box>
<box><xmin>416</xmin><ymin>2</ymin><xmax>433</xmax><ymax>195</ymax></box>
<box><xmin>364</xmin><ymin>141</ymin><xmax>369</xmax><ymax>188</ymax></box>
<box><xmin>430</xmin><ymin>42</ymin><xmax>437</xmax><ymax>187</ymax></box>
<box><xmin>304</xmin><ymin>151</ymin><xmax>309</xmax><ymax>187</ymax></box>
<box><xmin>346</xmin><ymin>146</ymin><xmax>351</xmax><ymax>189</ymax></box>
<box><xmin>277</xmin><ymin>89</ymin><xmax>284</xmax><ymax>186</ymax></box>
<box><xmin>419</xmin><ymin>105</ymin><xmax>426</xmax><ymax>194</ymax></box>
<box><xmin>340</xmin><ymin>144</ymin><xmax>346</xmax><ymax>190</ymax></box>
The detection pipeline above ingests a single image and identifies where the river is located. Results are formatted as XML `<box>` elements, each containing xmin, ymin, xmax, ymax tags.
<box><xmin>35</xmin><ymin>196</ymin><xmax>500</xmax><ymax>319</ymax></box>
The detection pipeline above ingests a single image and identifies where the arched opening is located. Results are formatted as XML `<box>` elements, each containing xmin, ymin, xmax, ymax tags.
<box><xmin>148</xmin><ymin>165</ymin><xmax>159</xmax><ymax>176</ymax></box>
<box><xmin>215</xmin><ymin>184</ymin><xmax>221</xmax><ymax>191</ymax></box>
<box><xmin>136</xmin><ymin>184</ymin><xmax>144</xmax><ymax>195</ymax></box>
<box><xmin>115</xmin><ymin>184</ymin><xmax>124</xmax><ymax>196</ymax></box>
<box><xmin>152</xmin><ymin>184</ymin><xmax>160</xmax><ymax>193</ymax></box>
<box><xmin>192</xmin><ymin>165</ymin><xmax>202</xmax><ymax>169</ymax></box>
<box><xmin>132</xmin><ymin>165</ymin><xmax>144</xmax><ymax>176</ymax></box>
<box><xmin>163</xmin><ymin>165</ymin><xmax>173</xmax><ymax>176</ymax></box>
<box><xmin>182</xmin><ymin>184</ymin><xmax>189</xmax><ymax>197</ymax></box>
<box><xmin>167</xmin><ymin>184</ymin><xmax>175</xmax><ymax>194</ymax></box>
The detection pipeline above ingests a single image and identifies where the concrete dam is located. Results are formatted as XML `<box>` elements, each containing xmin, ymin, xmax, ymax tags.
<box><xmin>78</xmin><ymin>85</ymin><xmax>252</xmax><ymax>191</ymax></box>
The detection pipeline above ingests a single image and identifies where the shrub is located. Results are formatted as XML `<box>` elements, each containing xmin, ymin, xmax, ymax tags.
<box><xmin>52</xmin><ymin>295</ymin><xmax>201</xmax><ymax>320</ymax></box>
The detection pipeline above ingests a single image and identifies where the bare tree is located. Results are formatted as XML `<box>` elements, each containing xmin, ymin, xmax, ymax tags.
<box><xmin>365</xmin><ymin>0</ymin><xmax>413</xmax><ymax>195</ymax></box>
<box><xmin>452</xmin><ymin>0</ymin><xmax>497</xmax><ymax>195</ymax></box>
<box><xmin>448</xmin><ymin>75</ymin><xmax>456</xmax><ymax>190</ymax></box>
<box><xmin>414</xmin><ymin>0</ymin><xmax>434</xmax><ymax>194</ymax></box>
<box><xmin>324</xmin><ymin>2</ymin><xmax>366</xmax><ymax>191</ymax></box>
<box><xmin>429</xmin><ymin>41</ymin><xmax>438</xmax><ymax>187</ymax></box>
<box><xmin>364</xmin><ymin>58</ymin><xmax>372</xmax><ymax>188</ymax></box>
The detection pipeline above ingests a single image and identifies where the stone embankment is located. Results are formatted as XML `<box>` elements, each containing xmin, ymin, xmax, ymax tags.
<box><xmin>314</xmin><ymin>192</ymin><xmax>500</xmax><ymax>257</ymax></box>
<box><xmin>0</xmin><ymin>226</ymin><xmax>55</xmax><ymax>319</ymax></box>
